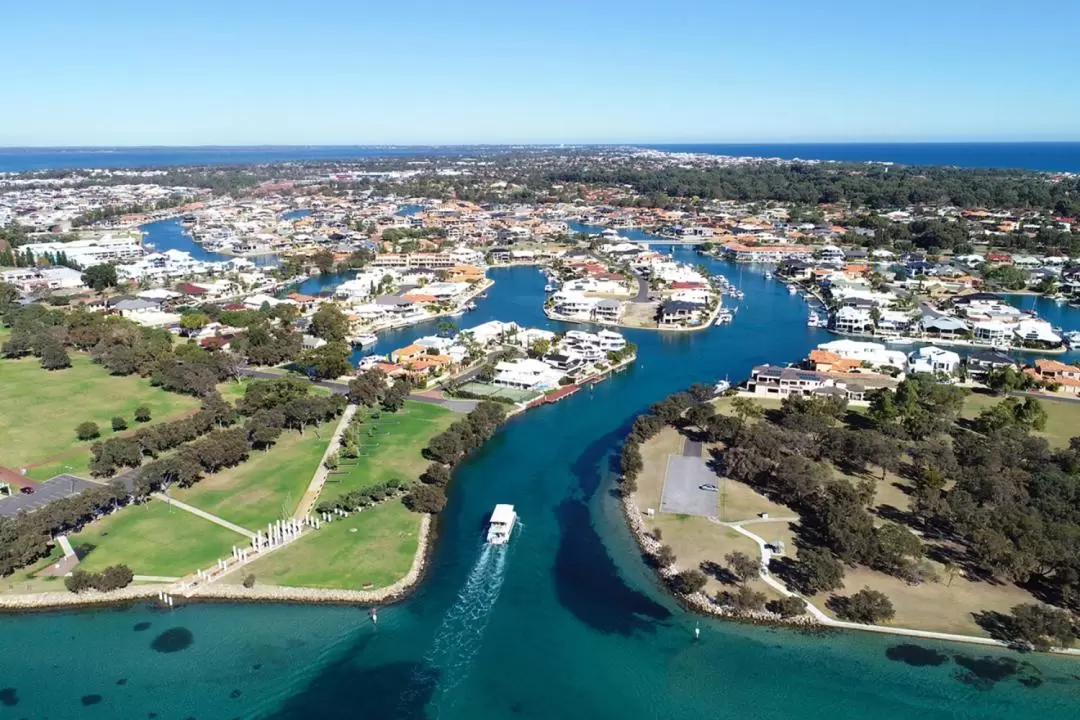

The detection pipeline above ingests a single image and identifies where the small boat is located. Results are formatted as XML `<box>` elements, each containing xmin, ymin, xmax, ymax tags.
<box><xmin>807</xmin><ymin>313</ymin><xmax>822</xmax><ymax>328</ymax></box>
<box><xmin>714</xmin><ymin>310</ymin><xmax>734</xmax><ymax>325</ymax></box>
<box><xmin>1054</xmin><ymin>295</ymin><xmax>1068</xmax><ymax>304</ymax></box>
<box><xmin>350</xmin><ymin>332</ymin><xmax>378</xmax><ymax>348</ymax></box>
<box><xmin>464</xmin><ymin>301</ymin><xmax>477</xmax><ymax>311</ymax></box>
<box><xmin>479</xmin><ymin>292</ymin><xmax>488</xmax><ymax>299</ymax></box>
<box><xmin>714</xmin><ymin>379</ymin><xmax>731</xmax><ymax>394</ymax></box>
<box><xmin>787</xmin><ymin>285</ymin><xmax>798</xmax><ymax>295</ymax></box>
<box><xmin>486</xmin><ymin>504</ymin><xmax>517</xmax><ymax>545</ymax></box>
<box><xmin>764</xmin><ymin>272</ymin><xmax>773</xmax><ymax>280</ymax></box>
<box><xmin>1064</xmin><ymin>331</ymin><xmax>1080</xmax><ymax>348</ymax></box>
<box><xmin>544</xmin><ymin>283</ymin><xmax>557</xmax><ymax>292</ymax></box>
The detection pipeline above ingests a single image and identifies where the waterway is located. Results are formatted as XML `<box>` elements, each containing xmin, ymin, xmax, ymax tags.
<box><xmin>140</xmin><ymin>217</ymin><xmax>280</xmax><ymax>268</ymax></box>
<box><xmin>4</xmin><ymin>250</ymin><xmax>1080</xmax><ymax>719</ymax></box>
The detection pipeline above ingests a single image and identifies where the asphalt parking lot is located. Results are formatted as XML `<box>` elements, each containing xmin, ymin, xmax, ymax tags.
<box><xmin>0</xmin><ymin>474</ymin><xmax>98</xmax><ymax>518</ymax></box>
<box><xmin>659</xmin><ymin>455</ymin><xmax>718</xmax><ymax>517</ymax></box>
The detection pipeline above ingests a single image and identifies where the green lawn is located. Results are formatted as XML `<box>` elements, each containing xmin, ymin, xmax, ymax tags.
<box><xmin>172</xmin><ymin>423</ymin><xmax>333</xmax><ymax>530</ymax></box>
<box><xmin>71</xmin><ymin>499</ymin><xmax>246</xmax><ymax>577</ymax></box>
<box><xmin>238</xmin><ymin>500</ymin><xmax>420</xmax><ymax>590</ymax></box>
<box><xmin>962</xmin><ymin>392</ymin><xmax>1080</xmax><ymax>448</ymax></box>
<box><xmin>0</xmin><ymin>355</ymin><xmax>200</xmax><ymax>477</ymax></box>
<box><xmin>319</xmin><ymin>401</ymin><xmax>455</xmax><ymax>505</ymax></box>
<box><xmin>215</xmin><ymin>377</ymin><xmax>332</xmax><ymax>404</ymax></box>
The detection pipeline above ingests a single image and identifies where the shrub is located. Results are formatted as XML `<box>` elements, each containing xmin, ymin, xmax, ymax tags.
<box><xmin>242</xmin><ymin>574</ymin><xmax>256</xmax><ymax>589</ymax></box>
<box><xmin>831</xmin><ymin>588</ymin><xmax>895</xmax><ymax>624</ymax></box>
<box><xmin>111</xmin><ymin>416</ymin><xmax>128</xmax><ymax>432</ymax></box>
<box><xmin>767</xmin><ymin>595</ymin><xmax>808</xmax><ymax>618</ymax></box>
<box><xmin>64</xmin><ymin>564</ymin><xmax>134</xmax><ymax>593</ymax></box>
<box><xmin>403</xmin><ymin>484</ymin><xmax>447</xmax><ymax>514</ymax></box>
<box><xmin>134</xmin><ymin>406</ymin><xmax>152</xmax><ymax>422</ymax></box>
<box><xmin>76</xmin><ymin>421</ymin><xmax>100</xmax><ymax>441</ymax></box>
<box><xmin>668</xmin><ymin>569</ymin><xmax>708</xmax><ymax>595</ymax></box>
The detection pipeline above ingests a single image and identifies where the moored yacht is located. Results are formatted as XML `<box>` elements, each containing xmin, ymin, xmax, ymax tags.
<box><xmin>807</xmin><ymin>312</ymin><xmax>822</xmax><ymax>328</ymax></box>
<box><xmin>349</xmin><ymin>332</ymin><xmax>378</xmax><ymax>348</ymax></box>
<box><xmin>487</xmin><ymin>504</ymin><xmax>517</xmax><ymax>544</ymax></box>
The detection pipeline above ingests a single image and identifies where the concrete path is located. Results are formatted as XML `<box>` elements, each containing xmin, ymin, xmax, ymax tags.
<box><xmin>711</xmin><ymin>516</ymin><xmax>1080</xmax><ymax>654</ymax></box>
<box><xmin>152</xmin><ymin>493</ymin><xmax>255</xmax><ymax>539</ymax></box>
<box><xmin>133</xmin><ymin>575</ymin><xmax>179</xmax><ymax>583</ymax></box>
<box><xmin>294</xmin><ymin>404</ymin><xmax>358</xmax><ymax>520</ymax></box>
<box><xmin>56</xmin><ymin>535</ymin><xmax>76</xmax><ymax>558</ymax></box>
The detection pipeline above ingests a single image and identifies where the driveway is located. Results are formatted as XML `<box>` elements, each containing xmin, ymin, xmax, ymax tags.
<box><xmin>633</xmin><ymin>275</ymin><xmax>650</xmax><ymax>302</ymax></box>
<box><xmin>0</xmin><ymin>474</ymin><xmax>98</xmax><ymax>518</ymax></box>
<box><xmin>659</xmin><ymin>455</ymin><xmax>718</xmax><ymax>517</ymax></box>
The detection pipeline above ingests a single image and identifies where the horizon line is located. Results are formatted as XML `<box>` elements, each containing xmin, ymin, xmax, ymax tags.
<box><xmin>4</xmin><ymin>140</ymin><xmax>1080</xmax><ymax>151</ymax></box>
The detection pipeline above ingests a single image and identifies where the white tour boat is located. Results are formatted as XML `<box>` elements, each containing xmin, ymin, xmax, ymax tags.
<box><xmin>486</xmin><ymin>504</ymin><xmax>517</xmax><ymax>545</ymax></box>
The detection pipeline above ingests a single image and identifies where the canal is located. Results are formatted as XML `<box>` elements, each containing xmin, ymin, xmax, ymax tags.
<box><xmin>3</xmin><ymin>247</ymin><xmax>1080</xmax><ymax>720</ymax></box>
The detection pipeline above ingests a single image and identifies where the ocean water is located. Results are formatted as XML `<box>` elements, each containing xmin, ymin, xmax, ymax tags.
<box><xmin>2</xmin><ymin>143</ymin><xmax>1080</xmax><ymax>173</ymax></box>
<box><xmin>640</xmin><ymin>142</ymin><xmax>1080</xmax><ymax>173</ymax></box>
<box><xmin>3</xmin><ymin>249</ymin><xmax>1080</xmax><ymax>719</ymax></box>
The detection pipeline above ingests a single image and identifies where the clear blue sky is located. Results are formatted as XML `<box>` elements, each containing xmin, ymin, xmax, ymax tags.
<box><xmin>5</xmin><ymin>0</ymin><xmax>1079</xmax><ymax>146</ymax></box>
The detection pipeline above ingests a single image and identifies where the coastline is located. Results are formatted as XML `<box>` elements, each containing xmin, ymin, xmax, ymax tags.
<box><xmin>618</xmin><ymin>467</ymin><xmax>1080</xmax><ymax>656</ymax></box>
<box><xmin>0</xmin><ymin>515</ymin><xmax>434</xmax><ymax>613</ymax></box>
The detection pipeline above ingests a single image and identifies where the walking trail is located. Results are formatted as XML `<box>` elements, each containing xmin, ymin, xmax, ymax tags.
<box><xmin>710</xmin><ymin>516</ymin><xmax>1080</xmax><ymax>654</ymax></box>
<box><xmin>151</xmin><ymin>492</ymin><xmax>256</xmax><ymax>539</ymax></box>
<box><xmin>293</xmin><ymin>404</ymin><xmax>358</xmax><ymax>520</ymax></box>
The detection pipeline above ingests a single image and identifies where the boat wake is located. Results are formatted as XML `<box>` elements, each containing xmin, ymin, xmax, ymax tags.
<box><xmin>402</xmin><ymin>542</ymin><xmax>509</xmax><ymax>713</ymax></box>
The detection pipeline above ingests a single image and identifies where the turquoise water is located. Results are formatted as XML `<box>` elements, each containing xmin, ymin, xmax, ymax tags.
<box><xmin>4</xmin><ymin>251</ymin><xmax>1080</xmax><ymax>719</ymax></box>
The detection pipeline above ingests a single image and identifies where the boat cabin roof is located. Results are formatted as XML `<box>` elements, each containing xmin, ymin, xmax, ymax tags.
<box><xmin>491</xmin><ymin>504</ymin><xmax>515</xmax><ymax>524</ymax></box>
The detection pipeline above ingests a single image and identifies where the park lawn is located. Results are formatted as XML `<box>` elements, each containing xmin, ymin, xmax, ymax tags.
<box><xmin>237</xmin><ymin>499</ymin><xmax>420</xmax><ymax>590</ymax></box>
<box><xmin>0</xmin><ymin>355</ymin><xmax>200</xmax><ymax>475</ymax></box>
<box><xmin>961</xmin><ymin>391</ymin><xmax>1080</xmax><ymax>448</ymax></box>
<box><xmin>71</xmin><ymin>499</ymin><xmax>245</xmax><ymax>577</ymax></box>
<box><xmin>808</xmin><ymin>561</ymin><xmax>1039</xmax><ymax>637</ymax></box>
<box><xmin>319</xmin><ymin>401</ymin><xmax>455</xmax><ymax>506</ymax></box>
<box><xmin>0</xmin><ymin>546</ymin><xmax>66</xmax><ymax>595</ymax></box>
<box><xmin>172</xmin><ymin>422</ymin><xmax>333</xmax><ymax>531</ymax></box>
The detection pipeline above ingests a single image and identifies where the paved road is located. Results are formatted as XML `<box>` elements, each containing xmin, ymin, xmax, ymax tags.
<box><xmin>0</xmin><ymin>474</ymin><xmax>98</xmax><ymax>518</ymax></box>
<box><xmin>632</xmin><ymin>275</ymin><xmax>650</xmax><ymax>302</ymax></box>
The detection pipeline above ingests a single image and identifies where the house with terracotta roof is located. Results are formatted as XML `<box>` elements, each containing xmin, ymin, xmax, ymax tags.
<box><xmin>391</xmin><ymin>344</ymin><xmax>428</xmax><ymax>364</ymax></box>
<box><xmin>1027</xmin><ymin>359</ymin><xmax>1080</xmax><ymax>394</ymax></box>
<box><xmin>805</xmin><ymin>349</ymin><xmax>861</xmax><ymax>373</ymax></box>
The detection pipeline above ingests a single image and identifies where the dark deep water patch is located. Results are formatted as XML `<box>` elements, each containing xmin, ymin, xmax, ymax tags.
<box><xmin>133</xmin><ymin>622</ymin><xmax>151</xmax><ymax>632</ymax></box>
<box><xmin>951</xmin><ymin>654</ymin><xmax>1041</xmax><ymax>690</ymax></box>
<box><xmin>0</xmin><ymin>687</ymin><xmax>17</xmax><ymax>706</ymax></box>
<box><xmin>263</xmin><ymin>656</ymin><xmax>438</xmax><ymax>719</ymax></box>
<box><xmin>81</xmin><ymin>693</ymin><xmax>103</xmax><ymax>706</ymax></box>
<box><xmin>885</xmin><ymin>644</ymin><xmax>950</xmax><ymax>667</ymax></box>
<box><xmin>230</xmin><ymin>689</ymin><xmax>242</xmax><ymax>699</ymax></box>
<box><xmin>553</xmin><ymin>498</ymin><xmax>670</xmax><ymax>635</ymax></box>
<box><xmin>116</xmin><ymin>678</ymin><xmax>127</xmax><ymax>685</ymax></box>
<box><xmin>151</xmin><ymin>627</ymin><xmax>194</xmax><ymax>653</ymax></box>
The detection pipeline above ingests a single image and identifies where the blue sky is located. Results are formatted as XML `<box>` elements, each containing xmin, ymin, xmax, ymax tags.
<box><xmin>5</xmin><ymin>0</ymin><xmax>1079</xmax><ymax>146</ymax></box>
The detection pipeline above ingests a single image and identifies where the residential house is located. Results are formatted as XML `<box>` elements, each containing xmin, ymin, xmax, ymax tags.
<box><xmin>906</xmin><ymin>346</ymin><xmax>961</xmax><ymax>375</ymax></box>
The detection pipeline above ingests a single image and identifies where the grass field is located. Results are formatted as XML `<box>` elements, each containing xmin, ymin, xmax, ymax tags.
<box><xmin>215</xmin><ymin>377</ymin><xmax>332</xmax><ymax>404</ymax></box>
<box><xmin>172</xmin><ymin>422</ymin><xmax>333</xmax><ymax>530</ymax></box>
<box><xmin>237</xmin><ymin>500</ymin><xmax>420</xmax><ymax>590</ymax></box>
<box><xmin>961</xmin><ymin>391</ymin><xmax>1080</xmax><ymax>448</ymax></box>
<box><xmin>319</xmin><ymin>401</ymin><xmax>455</xmax><ymax>505</ymax></box>
<box><xmin>0</xmin><ymin>355</ymin><xmax>200</xmax><ymax>478</ymax></box>
<box><xmin>455</xmin><ymin>382</ymin><xmax>539</xmax><ymax>403</ymax></box>
<box><xmin>71</xmin><ymin>499</ymin><xmax>246</xmax><ymax>577</ymax></box>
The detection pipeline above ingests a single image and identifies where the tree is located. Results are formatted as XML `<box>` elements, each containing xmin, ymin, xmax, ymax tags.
<box><xmin>348</xmin><ymin>369</ymin><xmax>386</xmax><ymax>406</ymax></box>
<box><xmin>436</xmin><ymin>319</ymin><xmax>458</xmax><ymax>338</ymax></box>
<box><xmin>82</xmin><ymin>264</ymin><xmax>118</xmax><ymax>292</ymax></box>
<box><xmin>403</xmin><ymin>483</ymin><xmax>447</xmax><ymax>514</ymax></box>
<box><xmin>309</xmin><ymin>303</ymin><xmax>350</xmax><ymax>343</ymax></box>
<box><xmin>381</xmin><ymin>380</ymin><xmax>410</xmax><ymax>413</ymax></box>
<box><xmin>134</xmin><ymin>406</ymin><xmax>152</xmax><ymax>422</ymax></box>
<box><xmin>986</xmin><ymin>366</ymin><xmax>1022</xmax><ymax>395</ymax></box>
<box><xmin>528</xmin><ymin>338</ymin><xmax>552</xmax><ymax>358</ymax></box>
<box><xmin>300</xmin><ymin>341</ymin><xmax>352</xmax><ymax>380</ymax></box>
<box><xmin>111</xmin><ymin>416</ymin><xmax>128</xmax><ymax>432</ymax></box>
<box><xmin>420</xmin><ymin>463</ymin><xmax>451</xmax><ymax>487</ymax></box>
<box><xmin>1003</xmin><ymin>603</ymin><xmax>1077</xmax><ymax>651</ymax></box>
<box><xmin>767</xmin><ymin>595</ymin><xmax>808</xmax><ymax>618</ymax></box>
<box><xmin>686</xmin><ymin>402</ymin><xmax>716</xmax><ymax>431</ymax></box>
<box><xmin>669</xmin><ymin>569</ymin><xmax>708</xmax><ymax>595</ymax></box>
<box><xmin>789</xmin><ymin>546</ymin><xmax>845</xmax><ymax>595</ymax></box>
<box><xmin>76</xmin><ymin>421</ymin><xmax>100</xmax><ymax>441</ymax></box>
<box><xmin>0</xmin><ymin>281</ymin><xmax>19</xmax><ymax>313</ymax></box>
<box><xmin>730</xmin><ymin>396</ymin><xmax>763</xmax><ymax>425</ymax></box>
<box><xmin>833</xmin><ymin>588</ymin><xmax>895</xmax><ymax>624</ymax></box>
<box><xmin>312</xmin><ymin>248</ymin><xmax>336</xmax><ymax>274</ymax></box>
<box><xmin>720</xmin><ymin>584</ymin><xmax>767</xmax><ymax>614</ymax></box>
<box><xmin>39</xmin><ymin>339</ymin><xmax>71</xmax><ymax>370</ymax></box>
<box><xmin>180</xmin><ymin>312</ymin><xmax>210</xmax><ymax>334</ymax></box>
<box><xmin>656</xmin><ymin>544</ymin><xmax>676</xmax><ymax>567</ymax></box>
<box><xmin>724</xmin><ymin>550</ymin><xmax>761</xmax><ymax>584</ymax></box>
